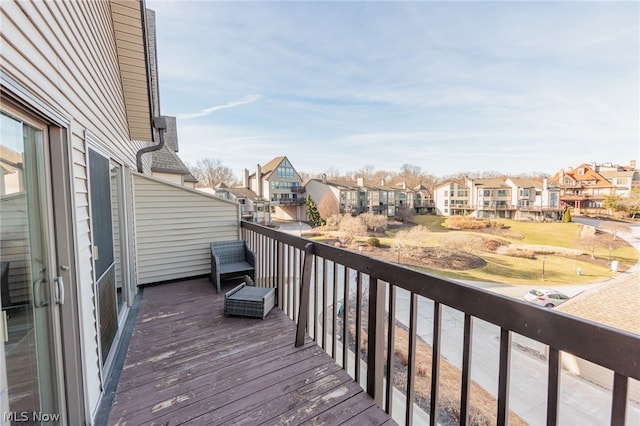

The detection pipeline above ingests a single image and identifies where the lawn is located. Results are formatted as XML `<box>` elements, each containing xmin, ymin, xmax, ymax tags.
<box><xmin>335</xmin><ymin>216</ymin><xmax>638</xmax><ymax>286</ymax></box>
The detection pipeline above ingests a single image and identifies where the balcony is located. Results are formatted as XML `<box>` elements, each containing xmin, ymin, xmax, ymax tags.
<box><xmin>239</xmin><ymin>221</ymin><xmax>639</xmax><ymax>425</ymax></box>
<box><xmin>106</xmin><ymin>221</ymin><xmax>640</xmax><ymax>425</ymax></box>
<box><xmin>276</xmin><ymin>198</ymin><xmax>305</xmax><ymax>206</ymax></box>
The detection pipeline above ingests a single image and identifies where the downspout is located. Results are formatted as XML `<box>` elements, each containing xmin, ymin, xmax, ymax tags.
<box><xmin>136</xmin><ymin>116</ymin><xmax>167</xmax><ymax>173</ymax></box>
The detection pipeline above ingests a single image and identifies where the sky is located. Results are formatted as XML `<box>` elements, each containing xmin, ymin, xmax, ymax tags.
<box><xmin>147</xmin><ymin>0</ymin><xmax>639</xmax><ymax>180</ymax></box>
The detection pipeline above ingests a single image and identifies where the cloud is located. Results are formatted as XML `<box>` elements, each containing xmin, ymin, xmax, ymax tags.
<box><xmin>178</xmin><ymin>95</ymin><xmax>261</xmax><ymax>120</ymax></box>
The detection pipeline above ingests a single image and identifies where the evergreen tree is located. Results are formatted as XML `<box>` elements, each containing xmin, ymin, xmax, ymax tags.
<box><xmin>562</xmin><ymin>206</ymin><xmax>572</xmax><ymax>223</ymax></box>
<box><xmin>306</xmin><ymin>195</ymin><xmax>323</xmax><ymax>227</ymax></box>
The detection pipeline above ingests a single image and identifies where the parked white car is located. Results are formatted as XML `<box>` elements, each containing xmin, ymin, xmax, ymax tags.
<box><xmin>524</xmin><ymin>288</ymin><xmax>570</xmax><ymax>308</ymax></box>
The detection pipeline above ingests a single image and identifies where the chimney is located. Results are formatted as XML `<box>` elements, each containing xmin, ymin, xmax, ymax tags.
<box><xmin>631</xmin><ymin>160</ymin><xmax>637</xmax><ymax>169</ymax></box>
<box><xmin>243</xmin><ymin>169</ymin><xmax>250</xmax><ymax>189</ymax></box>
<box><xmin>256</xmin><ymin>164</ymin><xmax>262</xmax><ymax>197</ymax></box>
<box><xmin>543</xmin><ymin>178</ymin><xmax>548</xmax><ymax>190</ymax></box>
<box><xmin>381</xmin><ymin>178</ymin><xmax>385</xmax><ymax>186</ymax></box>
<box><xmin>357</xmin><ymin>177</ymin><xmax>364</xmax><ymax>187</ymax></box>
<box><xmin>322</xmin><ymin>173</ymin><xmax>327</xmax><ymax>184</ymax></box>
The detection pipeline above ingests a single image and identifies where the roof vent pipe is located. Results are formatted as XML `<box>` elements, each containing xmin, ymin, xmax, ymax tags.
<box><xmin>136</xmin><ymin>116</ymin><xmax>168</xmax><ymax>173</ymax></box>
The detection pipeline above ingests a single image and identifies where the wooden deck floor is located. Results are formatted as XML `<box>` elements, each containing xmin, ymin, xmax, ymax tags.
<box><xmin>107</xmin><ymin>278</ymin><xmax>395</xmax><ymax>425</ymax></box>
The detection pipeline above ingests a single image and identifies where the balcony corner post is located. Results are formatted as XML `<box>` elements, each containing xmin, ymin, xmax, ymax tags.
<box><xmin>295</xmin><ymin>243</ymin><xmax>314</xmax><ymax>347</ymax></box>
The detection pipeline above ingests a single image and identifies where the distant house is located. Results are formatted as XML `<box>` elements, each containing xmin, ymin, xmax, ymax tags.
<box><xmin>506</xmin><ymin>178</ymin><xmax>563</xmax><ymax>221</ymax></box>
<box><xmin>406</xmin><ymin>183</ymin><xmax>435</xmax><ymax>214</ymax></box>
<box><xmin>594</xmin><ymin>161</ymin><xmax>639</xmax><ymax>198</ymax></box>
<box><xmin>549</xmin><ymin>163</ymin><xmax>615</xmax><ymax>211</ymax></box>
<box><xmin>305</xmin><ymin>175</ymin><xmax>366</xmax><ymax>216</ymax></box>
<box><xmin>213</xmin><ymin>183</ymin><xmax>270</xmax><ymax>224</ymax></box>
<box><xmin>468</xmin><ymin>178</ymin><xmax>514</xmax><ymax>219</ymax></box>
<box><xmin>305</xmin><ymin>175</ymin><xmax>430</xmax><ymax>218</ymax></box>
<box><xmin>246</xmin><ymin>156</ymin><xmax>305</xmax><ymax>221</ymax></box>
<box><xmin>433</xmin><ymin>180</ymin><xmax>471</xmax><ymax>216</ymax></box>
<box><xmin>434</xmin><ymin>177</ymin><xmax>562</xmax><ymax>220</ymax></box>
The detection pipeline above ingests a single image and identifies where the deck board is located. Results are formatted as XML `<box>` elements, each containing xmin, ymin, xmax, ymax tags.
<box><xmin>107</xmin><ymin>277</ymin><xmax>394</xmax><ymax>425</ymax></box>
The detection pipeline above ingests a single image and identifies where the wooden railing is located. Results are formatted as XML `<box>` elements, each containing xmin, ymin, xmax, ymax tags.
<box><xmin>240</xmin><ymin>221</ymin><xmax>639</xmax><ymax>426</ymax></box>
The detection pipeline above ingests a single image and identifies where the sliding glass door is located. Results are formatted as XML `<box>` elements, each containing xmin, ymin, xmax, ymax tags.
<box><xmin>1</xmin><ymin>111</ymin><xmax>62</xmax><ymax>423</ymax></box>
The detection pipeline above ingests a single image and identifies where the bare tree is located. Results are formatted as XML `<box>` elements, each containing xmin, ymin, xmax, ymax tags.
<box><xmin>189</xmin><ymin>158</ymin><xmax>237</xmax><ymax>188</ymax></box>
<box><xmin>339</xmin><ymin>215</ymin><xmax>367</xmax><ymax>244</ymax></box>
<box><xmin>395</xmin><ymin>206</ymin><xmax>416</xmax><ymax>223</ymax></box>
<box><xmin>576</xmin><ymin>235</ymin><xmax>609</xmax><ymax>259</ymax></box>
<box><xmin>318</xmin><ymin>194</ymin><xmax>340</xmax><ymax>220</ymax></box>
<box><xmin>356</xmin><ymin>164</ymin><xmax>376</xmax><ymax>181</ymax></box>
<box><xmin>359</xmin><ymin>212</ymin><xmax>388</xmax><ymax>232</ymax></box>
<box><xmin>599</xmin><ymin>221</ymin><xmax>631</xmax><ymax>241</ymax></box>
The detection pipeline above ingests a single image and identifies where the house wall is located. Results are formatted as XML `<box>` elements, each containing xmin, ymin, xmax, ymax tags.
<box><xmin>305</xmin><ymin>180</ymin><xmax>339</xmax><ymax>217</ymax></box>
<box><xmin>1</xmin><ymin>0</ymin><xmax>150</xmax><ymax>419</ymax></box>
<box><xmin>133</xmin><ymin>174</ymin><xmax>240</xmax><ymax>284</ymax></box>
<box><xmin>152</xmin><ymin>171</ymin><xmax>184</xmax><ymax>186</ymax></box>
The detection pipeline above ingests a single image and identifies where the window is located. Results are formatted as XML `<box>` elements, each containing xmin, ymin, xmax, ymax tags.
<box><xmin>483</xmin><ymin>190</ymin><xmax>491</xmax><ymax>197</ymax></box>
<box><xmin>276</xmin><ymin>159</ymin><xmax>294</xmax><ymax>179</ymax></box>
<box><xmin>497</xmin><ymin>189</ymin><xmax>507</xmax><ymax>197</ymax></box>
<box><xmin>522</xmin><ymin>188</ymin><xmax>530</xmax><ymax>197</ymax></box>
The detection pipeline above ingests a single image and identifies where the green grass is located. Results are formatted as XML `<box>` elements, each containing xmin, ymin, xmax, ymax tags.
<box><xmin>321</xmin><ymin>217</ymin><xmax>639</xmax><ymax>286</ymax></box>
<box><xmin>410</xmin><ymin>215</ymin><xmax>448</xmax><ymax>231</ymax></box>
<box><xmin>428</xmin><ymin>253</ymin><xmax>614</xmax><ymax>285</ymax></box>
<box><xmin>384</xmin><ymin>218</ymin><xmax>637</xmax><ymax>285</ymax></box>
<box><xmin>490</xmin><ymin>219</ymin><xmax>584</xmax><ymax>247</ymax></box>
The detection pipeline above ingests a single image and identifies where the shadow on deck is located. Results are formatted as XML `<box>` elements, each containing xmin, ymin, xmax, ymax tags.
<box><xmin>106</xmin><ymin>277</ymin><xmax>395</xmax><ymax>425</ymax></box>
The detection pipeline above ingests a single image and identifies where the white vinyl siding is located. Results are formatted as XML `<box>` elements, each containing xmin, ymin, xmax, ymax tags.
<box><xmin>133</xmin><ymin>174</ymin><xmax>240</xmax><ymax>285</ymax></box>
<box><xmin>0</xmin><ymin>0</ymin><xmax>148</xmax><ymax>164</ymax></box>
<box><xmin>1</xmin><ymin>0</ymin><xmax>150</xmax><ymax>418</ymax></box>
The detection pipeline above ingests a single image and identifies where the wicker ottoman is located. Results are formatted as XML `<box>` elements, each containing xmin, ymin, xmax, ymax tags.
<box><xmin>224</xmin><ymin>283</ymin><xmax>275</xmax><ymax>319</ymax></box>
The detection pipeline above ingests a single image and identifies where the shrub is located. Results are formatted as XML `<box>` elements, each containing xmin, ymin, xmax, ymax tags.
<box><xmin>504</xmin><ymin>248</ymin><xmax>536</xmax><ymax>259</ymax></box>
<box><xmin>367</xmin><ymin>237</ymin><xmax>380</xmax><ymax>247</ymax></box>
<box><xmin>360</xmin><ymin>212</ymin><xmax>388</xmax><ymax>232</ymax></box>
<box><xmin>339</xmin><ymin>215</ymin><xmax>367</xmax><ymax>244</ymax></box>
<box><xmin>445</xmin><ymin>216</ymin><xmax>489</xmax><ymax>230</ymax></box>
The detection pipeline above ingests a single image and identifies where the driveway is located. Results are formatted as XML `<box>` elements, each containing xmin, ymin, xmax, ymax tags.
<box><xmin>273</xmin><ymin>220</ymin><xmax>311</xmax><ymax>236</ymax></box>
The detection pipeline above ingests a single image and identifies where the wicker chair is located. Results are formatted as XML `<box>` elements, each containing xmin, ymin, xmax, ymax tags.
<box><xmin>210</xmin><ymin>240</ymin><xmax>256</xmax><ymax>293</ymax></box>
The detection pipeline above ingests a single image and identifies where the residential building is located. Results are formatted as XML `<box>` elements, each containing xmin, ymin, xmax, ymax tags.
<box><xmin>506</xmin><ymin>178</ymin><xmax>563</xmax><ymax>221</ymax></box>
<box><xmin>305</xmin><ymin>176</ymin><xmax>431</xmax><ymax>218</ymax></box>
<box><xmin>1</xmin><ymin>2</ymin><xmax>239</xmax><ymax>423</ymax></box>
<box><xmin>468</xmin><ymin>178</ymin><xmax>515</xmax><ymax>219</ymax></box>
<box><xmin>213</xmin><ymin>183</ymin><xmax>270</xmax><ymax>224</ymax></box>
<box><xmin>305</xmin><ymin>175</ymin><xmax>366</xmax><ymax>216</ymax></box>
<box><xmin>593</xmin><ymin>161</ymin><xmax>639</xmax><ymax>198</ymax></box>
<box><xmin>549</xmin><ymin>163</ymin><xmax>616</xmax><ymax>211</ymax></box>
<box><xmin>409</xmin><ymin>183</ymin><xmax>436</xmax><ymax>214</ymax></box>
<box><xmin>245</xmin><ymin>156</ymin><xmax>305</xmax><ymax>221</ymax></box>
<box><xmin>435</xmin><ymin>177</ymin><xmax>562</xmax><ymax>220</ymax></box>
<box><xmin>433</xmin><ymin>180</ymin><xmax>471</xmax><ymax>216</ymax></box>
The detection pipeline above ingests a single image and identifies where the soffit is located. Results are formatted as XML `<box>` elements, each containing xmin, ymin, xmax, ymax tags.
<box><xmin>111</xmin><ymin>0</ymin><xmax>153</xmax><ymax>142</ymax></box>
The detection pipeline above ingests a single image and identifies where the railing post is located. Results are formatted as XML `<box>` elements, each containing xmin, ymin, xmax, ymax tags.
<box><xmin>295</xmin><ymin>243</ymin><xmax>314</xmax><ymax>347</ymax></box>
<box><xmin>367</xmin><ymin>278</ymin><xmax>385</xmax><ymax>405</ymax></box>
